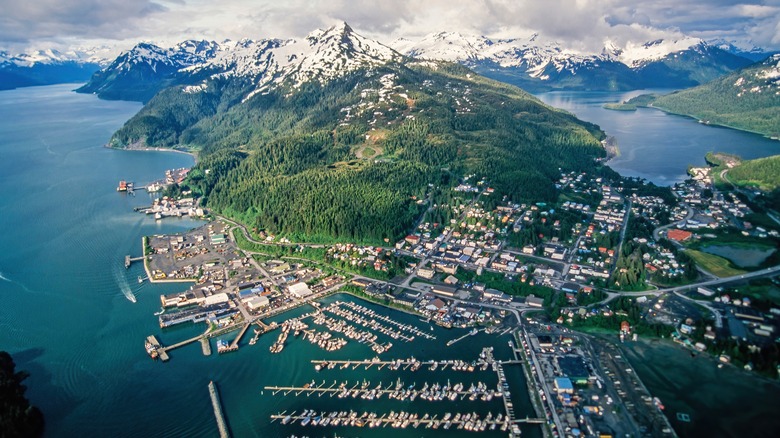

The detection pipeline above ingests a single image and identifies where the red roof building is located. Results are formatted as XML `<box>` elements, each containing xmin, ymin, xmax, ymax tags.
<box><xmin>667</xmin><ymin>229</ymin><xmax>693</xmax><ymax>242</ymax></box>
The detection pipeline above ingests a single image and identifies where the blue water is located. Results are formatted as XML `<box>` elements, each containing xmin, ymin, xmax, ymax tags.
<box><xmin>537</xmin><ymin>90</ymin><xmax>780</xmax><ymax>186</ymax></box>
<box><xmin>0</xmin><ymin>85</ymin><xmax>540</xmax><ymax>437</ymax></box>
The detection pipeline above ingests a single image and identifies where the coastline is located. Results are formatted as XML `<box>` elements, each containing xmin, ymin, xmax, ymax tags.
<box><xmin>105</xmin><ymin>143</ymin><xmax>199</xmax><ymax>164</ymax></box>
<box><xmin>647</xmin><ymin>104</ymin><xmax>779</xmax><ymax>141</ymax></box>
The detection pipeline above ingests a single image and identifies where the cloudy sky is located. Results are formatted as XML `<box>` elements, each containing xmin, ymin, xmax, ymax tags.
<box><xmin>1</xmin><ymin>0</ymin><xmax>778</xmax><ymax>53</ymax></box>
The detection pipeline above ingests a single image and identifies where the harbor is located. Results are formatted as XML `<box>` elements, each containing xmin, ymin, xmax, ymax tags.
<box><xmin>264</xmin><ymin>346</ymin><xmax>541</xmax><ymax>437</ymax></box>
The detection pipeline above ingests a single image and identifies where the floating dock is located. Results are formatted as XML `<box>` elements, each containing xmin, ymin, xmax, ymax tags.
<box><xmin>270</xmin><ymin>410</ymin><xmax>511</xmax><ymax>431</ymax></box>
<box><xmin>208</xmin><ymin>381</ymin><xmax>230</xmax><ymax>438</ymax></box>
<box><xmin>265</xmin><ymin>378</ymin><xmax>501</xmax><ymax>401</ymax></box>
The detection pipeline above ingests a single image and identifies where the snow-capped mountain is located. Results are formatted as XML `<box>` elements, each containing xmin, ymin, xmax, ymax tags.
<box><xmin>0</xmin><ymin>47</ymin><xmax>113</xmax><ymax>90</ymax></box>
<box><xmin>0</xmin><ymin>47</ymin><xmax>113</xmax><ymax>67</ymax></box>
<box><xmin>707</xmin><ymin>38</ymin><xmax>776</xmax><ymax>62</ymax></box>
<box><xmin>392</xmin><ymin>32</ymin><xmax>754</xmax><ymax>91</ymax></box>
<box><xmin>80</xmin><ymin>23</ymin><xmax>400</xmax><ymax>102</ymax></box>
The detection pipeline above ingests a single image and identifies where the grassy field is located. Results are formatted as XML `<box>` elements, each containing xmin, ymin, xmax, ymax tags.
<box><xmin>685</xmin><ymin>249</ymin><xmax>746</xmax><ymax>277</ymax></box>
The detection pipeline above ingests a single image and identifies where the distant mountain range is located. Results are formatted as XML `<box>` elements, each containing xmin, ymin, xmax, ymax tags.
<box><xmin>4</xmin><ymin>28</ymin><xmax>773</xmax><ymax>95</ymax></box>
<box><xmin>0</xmin><ymin>48</ymin><xmax>112</xmax><ymax>90</ymax></box>
<box><xmin>392</xmin><ymin>32</ymin><xmax>756</xmax><ymax>92</ymax></box>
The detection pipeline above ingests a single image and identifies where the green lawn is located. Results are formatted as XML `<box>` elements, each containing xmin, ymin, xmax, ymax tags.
<box><xmin>685</xmin><ymin>249</ymin><xmax>746</xmax><ymax>278</ymax></box>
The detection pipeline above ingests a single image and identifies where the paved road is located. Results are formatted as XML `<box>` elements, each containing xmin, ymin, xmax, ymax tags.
<box><xmin>594</xmin><ymin>265</ymin><xmax>780</xmax><ymax>307</ymax></box>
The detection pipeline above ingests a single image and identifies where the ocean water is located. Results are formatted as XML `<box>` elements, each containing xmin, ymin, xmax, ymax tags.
<box><xmin>0</xmin><ymin>84</ymin><xmax>541</xmax><ymax>437</ymax></box>
<box><xmin>537</xmin><ymin>90</ymin><xmax>780</xmax><ymax>186</ymax></box>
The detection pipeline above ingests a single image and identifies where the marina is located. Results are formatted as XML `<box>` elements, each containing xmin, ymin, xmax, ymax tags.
<box><xmin>265</xmin><ymin>346</ymin><xmax>540</xmax><ymax>437</ymax></box>
<box><xmin>268</xmin><ymin>410</ymin><xmax>541</xmax><ymax>431</ymax></box>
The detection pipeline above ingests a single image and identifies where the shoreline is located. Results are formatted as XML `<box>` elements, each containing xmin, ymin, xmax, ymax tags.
<box><xmin>105</xmin><ymin>143</ymin><xmax>199</xmax><ymax>164</ymax></box>
<box><xmin>647</xmin><ymin>104</ymin><xmax>779</xmax><ymax>141</ymax></box>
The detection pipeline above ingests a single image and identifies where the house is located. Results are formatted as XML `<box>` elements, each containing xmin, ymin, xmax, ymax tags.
<box><xmin>405</xmin><ymin>235</ymin><xmax>420</xmax><ymax>245</ymax></box>
<box><xmin>526</xmin><ymin>295</ymin><xmax>545</xmax><ymax>308</ymax></box>
<box><xmin>425</xmin><ymin>298</ymin><xmax>447</xmax><ymax>312</ymax></box>
<box><xmin>417</xmin><ymin>268</ymin><xmax>435</xmax><ymax>279</ymax></box>
<box><xmin>443</xmin><ymin>275</ymin><xmax>459</xmax><ymax>285</ymax></box>
<box><xmin>351</xmin><ymin>278</ymin><xmax>373</xmax><ymax>288</ymax></box>
<box><xmin>483</xmin><ymin>288</ymin><xmax>511</xmax><ymax>303</ymax></box>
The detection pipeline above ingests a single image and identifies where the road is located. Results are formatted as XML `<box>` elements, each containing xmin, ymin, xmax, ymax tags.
<box><xmin>611</xmin><ymin>200</ymin><xmax>632</xmax><ymax>276</ymax></box>
<box><xmin>593</xmin><ymin>265</ymin><xmax>780</xmax><ymax>306</ymax></box>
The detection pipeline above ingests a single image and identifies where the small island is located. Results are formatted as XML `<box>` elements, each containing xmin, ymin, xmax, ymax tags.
<box><xmin>603</xmin><ymin>93</ymin><xmax>658</xmax><ymax>111</ymax></box>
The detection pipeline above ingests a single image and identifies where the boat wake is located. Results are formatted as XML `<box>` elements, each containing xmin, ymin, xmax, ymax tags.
<box><xmin>0</xmin><ymin>271</ymin><xmax>10</xmax><ymax>282</ymax></box>
<box><xmin>113</xmin><ymin>265</ymin><xmax>137</xmax><ymax>303</ymax></box>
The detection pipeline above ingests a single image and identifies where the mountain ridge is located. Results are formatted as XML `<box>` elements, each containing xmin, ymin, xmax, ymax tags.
<box><xmin>392</xmin><ymin>31</ymin><xmax>754</xmax><ymax>91</ymax></box>
<box><xmin>100</xmin><ymin>23</ymin><xmax>609</xmax><ymax>242</ymax></box>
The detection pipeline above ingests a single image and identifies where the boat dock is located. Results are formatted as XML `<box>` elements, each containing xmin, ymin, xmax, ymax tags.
<box><xmin>257</xmin><ymin>347</ymin><xmax>539</xmax><ymax>436</ymax></box>
<box><xmin>218</xmin><ymin>323</ymin><xmax>250</xmax><ymax>354</ymax></box>
<box><xmin>311</xmin><ymin>357</ymin><xmax>493</xmax><ymax>372</ymax></box>
<box><xmin>446</xmin><ymin>327</ymin><xmax>483</xmax><ymax>346</ymax></box>
<box><xmin>265</xmin><ymin>378</ymin><xmax>502</xmax><ymax>401</ymax></box>
<box><xmin>201</xmin><ymin>338</ymin><xmax>211</xmax><ymax>356</ymax></box>
<box><xmin>145</xmin><ymin>335</ymin><xmax>169</xmax><ymax>361</ymax></box>
<box><xmin>270</xmin><ymin>410</ymin><xmax>513</xmax><ymax>431</ymax></box>
<box><xmin>125</xmin><ymin>255</ymin><xmax>144</xmax><ymax>269</ymax></box>
<box><xmin>208</xmin><ymin>381</ymin><xmax>230</xmax><ymax>438</ymax></box>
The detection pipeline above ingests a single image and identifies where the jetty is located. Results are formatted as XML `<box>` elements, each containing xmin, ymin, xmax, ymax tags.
<box><xmin>201</xmin><ymin>338</ymin><xmax>211</xmax><ymax>356</ymax></box>
<box><xmin>125</xmin><ymin>255</ymin><xmax>144</xmax><ymax>269</ymax></box>
<box><xmin>208</xmin><ymin>381</ymin><xmax>230</xmax><ymax>438</ymax></box>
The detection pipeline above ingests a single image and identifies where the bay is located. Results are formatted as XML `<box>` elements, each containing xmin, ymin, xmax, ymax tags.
<box><xmin>536</xmin><ymin>90</ymin><xmax>780</xmax><ymax>186</ymax></box>
<box><xmin>0</xmin><ymin>84</ymin><xmax>540</xmax><ymax>437</ymax></box>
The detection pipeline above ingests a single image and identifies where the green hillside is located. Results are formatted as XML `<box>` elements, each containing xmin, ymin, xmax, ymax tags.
<box><xmin>113</xmin><ymin>62</ymin><xmax>606</xmax><ymax>243</ymax></box>
<box><xmin>651</xmin><ymin>55</ymin><xmax>780</xmax><ymax>138</ymax></box>
<box><xmin>727</xmin><ymin>154</ymin><xmax>780</xmax><ymax>192</ymax></box>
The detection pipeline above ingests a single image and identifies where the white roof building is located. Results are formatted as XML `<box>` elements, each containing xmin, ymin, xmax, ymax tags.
<box><xmin>288</xmin><ymin>282</ymin><xmax>313</xmax><ymax>298</ymax></box>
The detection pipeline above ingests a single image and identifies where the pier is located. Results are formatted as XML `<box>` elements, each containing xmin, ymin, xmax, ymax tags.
<box><xmin>311</xmin><ymin>357</ymin><xmax>494</xmax><ymax>372</ymax></box>
<box><xmin>218</xmin><ymin>323</ymin><xmax>250</xmax><ymax>354</ymax></box>
<box><xmin>201</xmin><ymin>338</ymin><xmax>211</xmax><ymax>356</ymax></box>
<box><xmin>208</xmin><ymin>381</ymin><xmax>230</xmax><ymax>438</ymax></box>
<box><xmin>446</xmin><ymin>327</ymin><xmax>483</xmax><ymax>346</ymax></box>
<box><xmin>125</xmin><ymin>255</ymin><xmax>144</xmax><ymax>269</ymax></box>
<box><xmin>270</xmin><ymin>410</ymin><xmax>513</xmax><ymax>431</ymax></box>
<box><xmin>145</xmin><ymin>335</ymin><xmax>169</xmax><ymax>361</ymax></box>
<box><xmin>265</xmin><ymin>378</ymin><xmax>502</xmax><ymax>401</ymax></box>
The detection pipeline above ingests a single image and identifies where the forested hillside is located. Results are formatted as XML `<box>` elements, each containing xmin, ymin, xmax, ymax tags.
<box><xmin>727</xmin><ymin>155</ymin><xmax>780</xmax><ymax>192</ymax></box>
<box><xmin>651</xmin><ymin>55</ymin><xmax>780</xmax><ymax>138</ymax></box>
<box><xmin>107</xmin><ymin>26</ymin><xmax>607</xmax><ymax>243</ymax></box>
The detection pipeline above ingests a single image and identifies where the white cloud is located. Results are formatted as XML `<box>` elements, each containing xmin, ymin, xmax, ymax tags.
<box><xmin>1</xmin><ymin>0</ymin><xmax>778</xmax><ymax>52</ymax></box>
